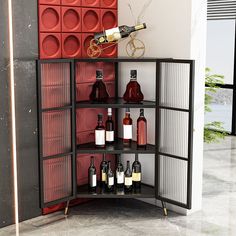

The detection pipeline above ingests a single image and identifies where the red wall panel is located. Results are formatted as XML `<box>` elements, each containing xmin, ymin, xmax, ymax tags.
<box><xmin>61</xmin><ymin>0</ymin><xmax>81</xmax><ymax>6</ymax></box>
<box><xmin>62</xmin><ymin>7</ymin><xmax>82</xmax><ymax>32</ymax></box>
<box><xmin>39</xmin><ymin>0</ymin><xmax>61</xmax><ymax>5</ymax></box>
<box><xmin>101</xmin><ymin>9</ymin><xmax>117</xmax><ymax>30</ymax></box>
<box><xmin>82</xmin><ymin>8</ymin><xmax>101</xmax><ymax>32</ymax></box>
<box><xmin>81</xmin><ymin>0</ymin><xmax>100</xmax><ymax>8</ymax></box>
<box><xmin>62</xmin><ymin>33</ymin><xmax>82</xmax><ymax>58</ymax></box>
<box><xmin>100</xmin><ymin>0</ymin><xmax>117</xmax><ymax>9</ymax></box>
<box><xmin>39</xmin><ymin>5</ymin><xmax>61</xmax><ymax>32</ymax></box>
<box><xmin>39</xmin><ymin>33</ymin><xmax>61</xmax><ymax>59</ymax></box>
<box><xmin>81</xmin><ymin>33</ymin><xmax>94</xmax><ymax>57</ymax></box>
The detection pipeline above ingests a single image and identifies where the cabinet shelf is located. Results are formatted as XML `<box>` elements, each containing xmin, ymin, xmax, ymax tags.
<box><xmin>76</xmin><ymin>98</ymin><xmax>156</xmax><ymax>109</ymax></box>
<box><xmin>77</xmin><ymin>138</ymin><xmax>156</xmax><ymax>154</ymax></box>
<box><xmin>77</xmin><ymin>184</ymin><xmax>155</xmax><ymax>198</ymax></box>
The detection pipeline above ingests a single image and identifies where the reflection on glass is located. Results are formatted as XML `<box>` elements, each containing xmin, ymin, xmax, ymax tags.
<box><xmin>205</xmin><ymin>88</ymin><xmax>233</xmax><ymax>132</ymax></box>
<box><xmin>206</xmin><ymin>20</ymin><xmax>235</xmax><ymax>85</ymax></box>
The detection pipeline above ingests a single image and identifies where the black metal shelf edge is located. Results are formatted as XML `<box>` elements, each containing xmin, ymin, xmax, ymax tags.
<box><xmin>77</xmin><ymin>138</ymin><xmax>156</xmax><ymax>154</ymax></box>
<box><xmin>77</xmin><ymin>184</ymin><xmax>155</xmax><ymax>198</ymax></box>
<box><xmin>75</xmin><ymin>57</ymin><xmax>166</xmax><ymax>63</ymax></box>
<box><xmin>76</xmin><ymin>98</ymin><xmax>156</xmax><ymax>108</ymax></box>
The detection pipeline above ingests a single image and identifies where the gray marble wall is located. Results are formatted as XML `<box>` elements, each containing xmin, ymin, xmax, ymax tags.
<box><xmin>0</xmin><ymin>0</ymin><xmax>41</xmax><ymax>228</ymax></box>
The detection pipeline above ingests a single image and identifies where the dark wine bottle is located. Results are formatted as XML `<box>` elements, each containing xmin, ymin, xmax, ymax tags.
<box><xmin>105</xmin><ymin>108</ymin><xmax>114</xmax><ymax>144</ymax></box>
<box><xmin>132</xmin><ymin>155</ymin><xmax>142</xmax><ymax>189</ymax></box>
<box><xmin>107</xmin><ymin>161</ymin><xmax>114</xmax><ymax>191</ymax></box>
<box><xmin>124</xmin><ymin>161</ymin><xmax>132</xmax><ymax>192</ymax></box>
<box><xmin>137</xmin><ymin>109</ymin><xmax>147</xmax><ymax>147</ymax></box>
<box><xmin>123</xmin><ymin>108</ymin><xmax>132</xmax><ymax>144</ymax></box>
<box><xmin>90</xmin><ymin>69</ymin><xmax>109</xmax><ymax>102</ymax></box>
<box><xmin>116</xmin><ymin>155</ymin><xmax>124</xmax><ymax>189</ymax></box>
<box><xmin>123</xmin><ymin>70</ymin><xmax>144</xmax><ymax>103</ymax></box>
<box><xmin>94</xmin><ymin>23</ymin><xmax>147</xmax><ymax>44</ymax></box>
<box><xmin>88</xmin><ymin>156</ymin><xmax>97</xmax><ymax>191</ymax></box>
<box><xmin>95</xmin><ymin>113</ymin><xmax>105</xmax><ymax>148</ymax></box>
<box><xmin>100</xmin><ymin>154</ymin><xmax>107</xmax><ymax>188</ymax></box>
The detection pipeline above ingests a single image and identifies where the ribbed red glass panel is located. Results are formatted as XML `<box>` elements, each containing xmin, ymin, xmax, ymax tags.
<box><xmin>43</xmin><ymin>156</ymin><xmax>72</xmax><ymax>203</ymax></box>
<box><xmin>42</xmin><ymin>110</ymin><xmax>71</xmax><ymax>157</ymax></box>
<box><xmin>41</xmin><ymin>63</ymin><xmax>71</xmax><ymax>109</ymax></box>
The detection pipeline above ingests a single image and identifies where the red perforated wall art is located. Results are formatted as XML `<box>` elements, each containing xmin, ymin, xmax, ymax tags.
<box><xmin>38</xmin><ymin>0</ymin><xmax>118</xmax><ymax>215</ymax></box>
<box><xmin>38</xmin><ymin>0</ymin><xmax>118</xmax><ymax>59</ymax></box>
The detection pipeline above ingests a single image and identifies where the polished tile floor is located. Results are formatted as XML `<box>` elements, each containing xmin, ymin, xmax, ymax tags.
<box><xmin>1</xmin><ymin>136</ymin><xmax>236</xmax><ymax>236</ymax></box>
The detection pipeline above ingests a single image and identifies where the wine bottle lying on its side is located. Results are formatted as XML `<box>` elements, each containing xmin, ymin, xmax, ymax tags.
<box><xmin>94</xmin><ymin>23</ymin><xmax>147</xmax><ymax>44</ymax></box>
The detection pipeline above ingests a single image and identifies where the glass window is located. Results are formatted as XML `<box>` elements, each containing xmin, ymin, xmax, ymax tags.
<box><xmin>205</xmin><ymin>88</ymin><xmax>233</xmax><ymax>132</ymax></box>
<box><xmin>206</xmin><ymin>20</ymin><xmax>235</xmax><ymax>85</ymax></box>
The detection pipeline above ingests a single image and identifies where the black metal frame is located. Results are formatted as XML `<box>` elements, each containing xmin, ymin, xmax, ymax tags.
<box><xmin>155</xmin><ymin>59</ymin><xmax>195</xmax><ymax>209</ymax></box>
<box><xmin>37</xmin><ymin>57</ymin><xmax>195</xmax><ymax>210</ymax></box>
<box><xmin>36</xmin><ymin>59</ymin><xmax>77</xmax><ymax>208</ymax></box>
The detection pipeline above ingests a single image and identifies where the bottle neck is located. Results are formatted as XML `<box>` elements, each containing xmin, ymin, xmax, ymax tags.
<box><xmin>91</xmin><ymin>157</ymin><xmax>94</xmax><ymax>166</ymax></box>
<box><xmin>130</xmin><ymin>77</ymin><xmax>137</xmax><ymax>81</ymax></box>
<box><xmin>127</xmin><ymin>161</ymin><xmax>130</xmax><ymax>169</ymax></box>
<box><xmin>108</xmin><ymin>162</ymin><xmax>111</xmax><ymax>169</ymax></box>
<box><xmin>140</xmin><ymin>111</ymin><xmax>144</xmax><ymax>117</ymax></box>
<box><xmin>134</xmin><ymin>23</ymin><xmax>146</xmax><ymax>31</ymax></box>
<box><xmin>125</xmin><ymin>113</ymin><xmax>130</xmax><ymax>119</ymax></box>
<box><xmin>135</xmin><ymin>155</ymin><xmax>139</xmax><ymax>162</ymax></box>
<box><xmin>103</xmin><ymin>155</ymin><xmax>106</xmax><ymax>162</ymax></box>
<box><xmin>117</xmin><ymin>155</ymin><xmax>121</xmax><ymax>164</ymax></box>
<box><xmin>96</xmin><ymin>77</ymin><xmax>103</xmax><ymax>81</ymax></box>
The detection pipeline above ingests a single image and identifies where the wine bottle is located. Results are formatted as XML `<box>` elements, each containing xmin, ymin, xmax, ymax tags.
<box><xmin>105</xmin><ymin>108</ymin><xmax>114</xmax><ymax>144</ymax></box>
<box><xmin>123</xmin><ymin>108</ymin><xmax>132</xmax><ymax>144</ymax></box>
<box><xmin>95</xmin><ymin>113</ymin><xmax>105</xmax><ymax>148</ymax></box>
<box><xmin>94</xmin><ymin>23</ymin><xmax>147</xmax><ymax>44</ymax></box>
<box><xmin>88</xmin><ymin>156</ymin><xmax>97</xmax><ymax>191</ymax></box>
<box><xmin>123</xmin><ymin>70</ymin><xmax>144</xmax><ymax>103</ymax></box>
<box><xmin>100</xmin><ymin>154</ymin><xmax>107</xmax><ymax>188</ymax></box>
<box><xmin>124</xmin><ymin>161</ymin><xmax>132</xmax><ymax>192</ymax></box>
<box><xmin>90</xmin><ymin>69</ymin><xmax>109</xmax><ymax>102</ymax></box>
<box><xmin>137</xmin><ymin>109</ymin><xmax>147</xmax><ymax>147</ymax></box>
<box><xmin>132</xmin><ymin>155</ymin><xmax>142</xmax><ymax>189</ymax></box>
<box><xmin>116</xmin><ymin>155</ymin><xmax>124</xmax><ymax>189</ymax></box>
<box><xmin>107</xmin><ymin>161</ymin><xmax>114</xmax><ymax>191</ymax></box>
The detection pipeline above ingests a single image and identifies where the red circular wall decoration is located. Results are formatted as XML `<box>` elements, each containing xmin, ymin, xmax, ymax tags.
<box><xmin>62</xmin><ymin>34</ymin><xmax>81</xmax><ymax>58</ymax></box>
<box><xmin>101</xmin><ymin>10</ymin><xmax>117</xmax><ymax>30</ymax></box>
<box><xmin>39</xmin><ymin>5</ymin><xmax>61</xmax><ymax>32</ymax></box>
<box><xmin>82</xmin><ymin>9</ymin><xmax>100</xmax><ymax>32</ymax></box>
<box><xmin>62</xmin><ymin>7</ymin><xmax>81</xmax><ymax>32</ymax></box>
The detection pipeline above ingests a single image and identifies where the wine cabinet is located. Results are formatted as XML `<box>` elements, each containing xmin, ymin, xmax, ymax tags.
<box><xmin>37</xmin><ymin>57</ymin><xmax>195</xmax><ymax>212</ymax></box>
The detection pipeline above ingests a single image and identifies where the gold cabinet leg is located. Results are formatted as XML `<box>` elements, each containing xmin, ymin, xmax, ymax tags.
<box><xmin>64</xmin><ymin>200</ymin><xmax>70</xmax><ymax>216</ymax></box>
<box><xmin>161</xmin><ymin>201</ymin><xmax>168</xmax><ymax>216</ymax></box>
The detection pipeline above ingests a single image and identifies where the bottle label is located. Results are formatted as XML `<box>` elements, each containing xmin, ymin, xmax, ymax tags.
<box><xmin>123</xmin><ymin>125</ymin><xmax>132</xmax><ymax>139</ymax></box>
<box><xmin>90</xmin><ymin>174</ymin><xmax>97</xmax><ymax>187</ymax></box>
<box><xmin>95</xmin><ymin>130</ymin><xmax>105</xmax><ymax>146</ymax></box>
<box><xmin>102</xmin><ymin>172</ymin><xmax>107</xmax><ymax>182</ymax></box>
<box><xmin>125</xmin><ymin>177</ymin><xmax>132</xmax><ymax>186</ymax></box>
<box><xmin>132</xmin><ymin>172</ymin><xmax>141</xmax><ymax>182</ymax></box>
<box><xmin>117</xmin><ymin>172</ymin><xmax>124</xmax><ymax>184</ymax></box>
<box><xmin>106</xmin><ymin>131</ymin><xmax>114</xmax><ymax>142</ymax></box>
<box><xmin>108</xmin><ymin>176</ymin><xmax>114</xmax><ymax>186</ymax></box>
<box><xmin>105</xmin><ymin>27</ymin><xmax>121</xmax><ymax>42</ymax></box>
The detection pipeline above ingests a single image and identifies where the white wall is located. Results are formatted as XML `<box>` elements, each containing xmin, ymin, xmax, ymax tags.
<box><xmin>118</xmin><ymin>0</ymin><xmax>206</xmax><ymax>215</ymax></box>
